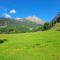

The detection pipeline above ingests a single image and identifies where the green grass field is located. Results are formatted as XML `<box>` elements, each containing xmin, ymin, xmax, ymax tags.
<box><xmin>0</xmin><ymin>31</ymin><xmax>60</xmax><ymax>60</ymax></box>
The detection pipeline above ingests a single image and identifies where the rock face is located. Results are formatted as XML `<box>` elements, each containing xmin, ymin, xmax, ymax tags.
<box><xmin>26</xmin><ymin>16</ymin><xmax>45</xmax><ymax>25</ymax></box>
<box><xmin>16</xmin><ymin>16</ymin><xmax>45</xmax><ymax>25</ymax></box>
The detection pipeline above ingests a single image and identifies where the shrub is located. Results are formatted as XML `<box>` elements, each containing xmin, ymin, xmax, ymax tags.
<box><xmin>0</xmin><ymin>39</ymin><xmax>7</xmax><ymax>44</ymax></box>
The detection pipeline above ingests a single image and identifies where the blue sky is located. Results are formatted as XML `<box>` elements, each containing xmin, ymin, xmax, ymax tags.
<box><xmin>0</xmin><ymin>0</ymin><xmax>60</xmax><ymax>22</ymax></box>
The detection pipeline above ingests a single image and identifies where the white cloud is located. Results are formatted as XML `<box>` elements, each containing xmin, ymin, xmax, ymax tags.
<box><xmin>3</xmin><ymin>13</ymin><xmax>11</xmax><ymax>18</ymax></box>
<box><xmin>10</xmin><ymin>9</ymin><xmax>16</xmax><ymax>14</ymax></box>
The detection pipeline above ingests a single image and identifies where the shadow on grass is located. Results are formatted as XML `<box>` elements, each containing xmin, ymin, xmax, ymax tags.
<box><xmin>0</xmin><ymin>39</ymin><xmax>7</xmax><ymax>44</ymax></box>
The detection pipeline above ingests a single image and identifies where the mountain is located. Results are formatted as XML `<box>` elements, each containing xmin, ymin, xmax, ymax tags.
<box><xmin>16</xmin><ymin>18</ymin><xmax>23</xmax><ymax>22</ymax></box>
<box><xmin>0</xmin><ymin>18</ymin><xmax>43</xmax><ymax>33</ymax></box>
<box><xmin>26</xmin><ymin>16</ymin><xmax>44</xmax><ymax>25</ymax></box>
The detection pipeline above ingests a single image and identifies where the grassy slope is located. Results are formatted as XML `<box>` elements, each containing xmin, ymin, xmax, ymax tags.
<box><xmin>51</xmin><ymin>23</ymin><xmax>60</xmax><ymax>31</ymax></box>
<box><xmin>0</xmin><ymin>31</ymin><xmax>60</xmax><ymax>60</ymax></box>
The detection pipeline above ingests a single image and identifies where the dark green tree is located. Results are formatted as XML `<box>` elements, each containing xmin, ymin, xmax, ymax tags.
<box><xmin>43</xmin><ymin>22</ymin><xmax>50</xmax><ymax>30</ymax></box>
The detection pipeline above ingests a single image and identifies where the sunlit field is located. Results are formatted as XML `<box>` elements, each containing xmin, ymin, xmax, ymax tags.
<box><xmin>0</xmin><ymin>31</ymin><xmax>60</xmax><ymax>60</ymax></box>
<box><xmin>0</xmin><ymin>0</ymin><xmax>60</xmax><ymax>60</ymax></box>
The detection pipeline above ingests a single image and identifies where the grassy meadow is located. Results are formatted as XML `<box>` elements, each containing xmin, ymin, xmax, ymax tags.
<box><xmin>0</xmin><ymin>31</ymin><xmax>60</xmax><ymax>60</ymax></box>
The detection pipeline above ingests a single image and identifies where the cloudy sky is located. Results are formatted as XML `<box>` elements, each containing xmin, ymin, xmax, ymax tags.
<box><xmin>0</xmin><ymin>0</ymin><xmax>60</xmax><ymax>21</ymax></box>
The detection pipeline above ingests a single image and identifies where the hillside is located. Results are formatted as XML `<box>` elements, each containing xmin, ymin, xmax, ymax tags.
<box><xmin>0</xmin><ymin>18</ymin><xmax>43</xmax><ymax>33</ymax></box>
<box><xmin>51</xmin><ymin>23</ymin><xmax>60</xmax><ymax>31</ymax></box>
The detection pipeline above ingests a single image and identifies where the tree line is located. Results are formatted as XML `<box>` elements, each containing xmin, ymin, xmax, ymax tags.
<box><xmin>43</xmin><ymin>13</ymin><xmax>60</xmax><ymax>30</ymax></box>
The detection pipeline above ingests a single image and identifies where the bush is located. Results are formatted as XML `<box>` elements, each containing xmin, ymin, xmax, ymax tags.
<box><xmin>0</xmin><ymin>39</ymin><xmax>7</xmax><ymax>44</ymax></box>
<box><xmin>43</xmin><ymin>22</ymin><xmax>50</xmax><ymax>30</ymax></box>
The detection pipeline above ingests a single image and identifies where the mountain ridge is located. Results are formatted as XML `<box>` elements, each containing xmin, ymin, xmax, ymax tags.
<box><xmin>16</xmin><ymin>16</ymin><xmax>45</xmax><ymax>25</ymax></box>
<box><xmin>0</xmin><ymin>17</ymin><xmax>44</xmax><ymax>33</ymax></box>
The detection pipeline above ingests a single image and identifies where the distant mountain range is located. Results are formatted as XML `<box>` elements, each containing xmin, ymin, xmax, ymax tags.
<box><xmin>26</xmin><ymin>16</ymin><xmax>44</xmax><ymax>25</ymax></box>
<box><xmin>0</xmin><ymin>13</ymin><xmax>60</xmax><ymax>33</ymax></box>
<box><xmin>16</xmin><ymin>16</ymin><xmax>44</xmax><ymax>25</ymax></box>
<box><xmin>0</xmin><ymin>16</ymin><xmax>45</xmax><ymax>33</ymax></box>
